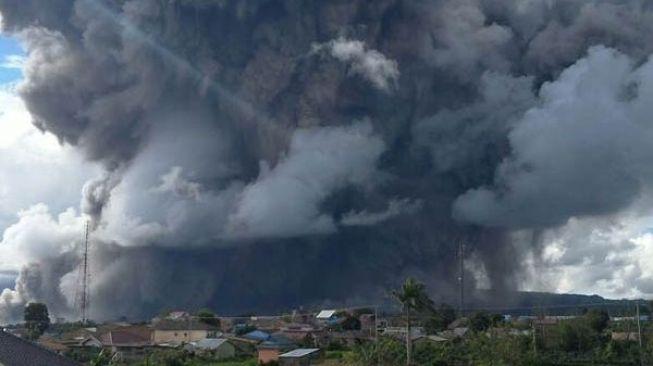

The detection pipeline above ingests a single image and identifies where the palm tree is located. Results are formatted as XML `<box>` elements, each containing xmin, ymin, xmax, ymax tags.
<box><xmin>392</xmin><ymin>277</ymin><xmax>434</xmax><ymax>366</ymax></box>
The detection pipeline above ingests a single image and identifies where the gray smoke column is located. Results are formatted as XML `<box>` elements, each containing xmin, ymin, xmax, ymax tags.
<box><xmin>2</xmin><ymin>0</ymin><xmax>653</xmax><ymax>321</ymax></box>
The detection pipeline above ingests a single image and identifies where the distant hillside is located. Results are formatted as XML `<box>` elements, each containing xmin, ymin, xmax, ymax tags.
<box><xmin>460</xmin><ymin>290</ymin><xmax>649</xmax><ymax>316</ymax></box>
<box><xmin>318</xmin><ymin>290</ymin><xmax>651</xmax><ymax>317</ymax></box>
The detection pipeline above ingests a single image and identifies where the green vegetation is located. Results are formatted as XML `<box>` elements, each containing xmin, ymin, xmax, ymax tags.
<box><xmin>341</xmin><ymin>307</ymin><xmax>653</xmax><ymax>366</ymax></box>
<box><xmin>23</xmin><ymin>302</ymin><xmax>50</xmax><ymax>340</ymax></box>
<box><xmin>392</xmin><ymin>277</ymin><xmax>436</xmax><ymax>365</ymax></box>
<box><xmin>125</xmin><ymin>350</ymin><xmax>256</xmax><ymax>366</ymax></box>
<box><xmin>196</xmin><ymin>308</ymin><xmax>221</xmax><ymax>328</ymax></box>
<box><xmin>424</xmin><ymin>304</ymin><xmax>456</xmax><ymax>334</ymax></box>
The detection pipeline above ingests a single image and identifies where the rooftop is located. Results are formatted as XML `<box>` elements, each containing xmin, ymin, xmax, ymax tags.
<box><xmin>191</xmin><ymin>338</ymin><xmax>230</xmax><ymax>350</ymax></box>
<box><xmin>279</xmin><ymin>348</ymin><xmax>321</xmax><ymax>358</ymax></box>
<box><xmin>0</xmin><ymin>330</ymin><xmax>79</xmax><ymax>366</ymax></box>
<box><xmin>316</xmin><ymin>310</ymin><xmax>336</xmax><ymax>319</ymax></box>
<box><xmin>153</xmin><ymin>319</ymin><xmax>220</xmax><ymax>331</ymax></box>
<box><xmin>99</xmin><ymin>326</ymin><xmax>152</xmax><ymax>346</ymax></box>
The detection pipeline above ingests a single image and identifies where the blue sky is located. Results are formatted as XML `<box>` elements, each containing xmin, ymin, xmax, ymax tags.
<box><xmin>0</xmin><ymin>35</ymin><xmax>23</xmax><ymax>84</ymax></box>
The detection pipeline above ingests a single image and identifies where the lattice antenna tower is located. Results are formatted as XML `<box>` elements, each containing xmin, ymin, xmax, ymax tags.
<box><xmin>80</xmin><ymin>220</ymin><xmax>90</xmax><ymax>324</ymax></box>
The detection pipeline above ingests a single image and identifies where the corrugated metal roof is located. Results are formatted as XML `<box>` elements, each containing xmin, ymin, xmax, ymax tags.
<box><xmin>194</xmin><ymin>338</ymin><xmax>229</xmax><ymax>350</ymax></box>
<box><xmin>279</xmin><ymin>348</ymin><xmax>320</xmax><ymax>358</ymax></box>
<box><xmin>243</xmin><ymin>330</ymin><xmax>270</xmax><ymax>341</ymax></box>
<box><xmin>316</xmin><ymin>310</ymin><xmax>336</xmax><ymax>319</ymax></box>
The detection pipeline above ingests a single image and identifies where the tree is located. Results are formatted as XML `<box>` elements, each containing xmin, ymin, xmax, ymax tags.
<box><xmin>24</xmin><ymin>302</ymin><xmax>50</xmax><ymax>340</ymax></box>
<box><xmin>392</xmin><ymin>277</ymin><xmax>434</xmax><ymax>365</ymax></box>
<box><xmin>424</xmin><ymin>303</ymin><xmax>458</xmax><ymax>334</ymax></box>
<box><xmin>196</xmin><ymin>308</ymin><xmax>220</xmax><ymax>328</ymax></box>
<box><xmin>490</xmin><ymin>313</ymin><xmax>504</xmax><ymax>327</ymax></box>
<box><xmin>90</xmin><ymin>349</ymin><xmax>112</xmax><ymax>366</ymax></box>
<box><xmin>469</xmin><ymin>312</ymin><xmax>491</xmax><ymax>332</ymax></box>
<box><xmin>585</xmin><ymin>309</ymin><xmax>609</xmax><ymax>333</ymax></box>
<box><xmin>341</xmin><ymin>315</ymin><xmax>362</xmax><ymax>330</ymax></box>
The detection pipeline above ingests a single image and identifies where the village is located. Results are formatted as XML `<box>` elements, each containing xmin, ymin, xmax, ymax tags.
<box><xmin>1</xmin><ymin>297</ymin><xmax>652</xmax><ymax>366</ymax></box>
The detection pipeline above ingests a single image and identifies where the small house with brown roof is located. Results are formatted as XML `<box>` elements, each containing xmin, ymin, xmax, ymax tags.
<box><xmin>99</xmin><ymin>325</ymin><xmax>153</xmax><ymax>362</ymax></box>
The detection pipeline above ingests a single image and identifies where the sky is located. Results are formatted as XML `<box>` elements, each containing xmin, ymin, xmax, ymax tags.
<box><xmin>0</xmin><ymin>35</ymin><xmax>98</xmax><ymax>275</ymax></box>
<box><xmin>0</xmin><ymin>36</ymin><xmax>22</xmax><ymax>84</ymax></box>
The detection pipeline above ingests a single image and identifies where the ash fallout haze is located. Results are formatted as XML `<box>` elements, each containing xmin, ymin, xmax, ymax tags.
<box><xmin>1</xmin><ymin>0</ymin><xmax>653</xmax><ymax>322</ymax></box>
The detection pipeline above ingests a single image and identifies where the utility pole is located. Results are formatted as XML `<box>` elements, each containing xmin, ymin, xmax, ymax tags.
<box><xmin>458</xmin><ymin>240</ymin><xmax>465</xmax><ymax>318</ymax></box>
<box><xmin>80</xmin><ymin>220</ymin><xmax>90</xmax><ymax>324</ymax></box>
<box><xmin>636</xmin><ymin>303</ymin><xmax>643</xmax><ymax>366</ymax></box>
<box><xmin>375</xmin><ymin>305</ymin><xmax>380</xmax><ymax>366</ymax></box>
<box><xmin>532</xmin><ymin>320</ymin><xmax>537</xmax><ymax>356</ymax></box>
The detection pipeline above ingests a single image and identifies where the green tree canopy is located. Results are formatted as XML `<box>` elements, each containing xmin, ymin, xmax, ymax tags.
<box><xmin>469</xmin><ymin>312</ymin><xmax>491</xmax><ymax>332</ymax></box>
<box><xmin>24</xmin><ymin>302</ymin><xmax>50</xmax><ymax>340</ymax></box>
<box><xmin>585</xmin><ymin>309</ymin><xmax>609</xmax><ymax>333</ymax></box>
<box><xmin>196</xmin><ymin>308</ymin><xmax>220</xmax><ymax>327</ymax></box>
<box><xmin>424</xmin><ymin>303</ymin><xmax>457</xmax><ymax>333</ymax></box>
<box><xmin>392</xmin><ymin>277</ymin><xmax>435</xmax><ymax>314</ymax></box>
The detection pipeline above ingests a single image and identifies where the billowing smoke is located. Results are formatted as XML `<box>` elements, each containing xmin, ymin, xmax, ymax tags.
<box><xmin>3</xmin><ymin>0</ymin><xmax>653</xmax><ymax>322</ymax></box>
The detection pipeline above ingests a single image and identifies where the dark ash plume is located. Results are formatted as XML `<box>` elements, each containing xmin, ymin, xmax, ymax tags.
<box><xmin>3</xmin><ymin>0</ymin><xmax>653</xmax><ymax>321</ymax></box>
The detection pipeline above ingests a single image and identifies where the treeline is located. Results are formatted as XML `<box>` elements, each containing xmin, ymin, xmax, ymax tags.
<box><xmin>337</xmin><ymin>278</ymin><xmax>653</xmax><ymax>366</ymax></box>
<box><xmin>339</xmin><ymin>310</ymin><xmax>652</xmax><ymax>365</ymax></box>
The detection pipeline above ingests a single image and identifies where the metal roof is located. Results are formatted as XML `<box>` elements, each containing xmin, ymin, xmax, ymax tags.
<box><xmin>316</xmin><ymin>310</ymin><xmax>336</xmax><ymax>319</ymax></box>
<box><xmin>194</xmin><ymin>338</ymin><xmax>230</xmax><ymax>350</ymax></box>
<box><xmin>243</xmin><ymin>330</ymin><xmax>270</xmax><ymax>341</ymax></box>
<box><xmin>279</xmin><ymin>348</ymin><xmax>320</xmax><ymax>358</ymax></box>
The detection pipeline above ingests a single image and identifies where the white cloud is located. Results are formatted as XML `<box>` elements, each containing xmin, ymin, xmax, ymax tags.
<box><xmin>153</xmin><ymin>166</ymin><xmax>201</xmax><ymax>200</ymax></box>
<box><xmin>0</xmin><ymin>86</ymin><xmax>98</xmax><ymax>233</ymax></box>
<box><xmin>0</xmin><ymin>204</ymin><xmax>84</xmax><ymax>271</ymax></box>
<box><xmin>314</xmin><ymin>38</ymin><xmax>399</xmax><ymax>91</ymax></box>
<box><xmin>520</xmin><ymin>211</ymin><xmax>653</xmax><ymax>299</ymax></box>
<box><xmin>341</xmin><ymin>198</ymin><xmax>422</xmax><ymax>226</ymax></box>
<box><xmin>226</xmin><ymin>121</ymin><xmax>385</xmax><ymax>238</ymax></box>
<box><xmin>455</xmin><ymin>46</ymin><xmax>653</xmax><ymax>229</ymax></box>
<box><xmin>0</xmin><ymin>54</ymin><xmax>25</xmax><ymax>70</ymax></box>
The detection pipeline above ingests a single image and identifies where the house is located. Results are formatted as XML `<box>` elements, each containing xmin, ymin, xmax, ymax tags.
<box><xmin>382</xmin><ymin>326</ymin><xmax>424</xmax><ymax>339</ymax></box>
<box><xmin>0</xmin><ymin>330</ymin><xmax>79</xmax><ymax>366</ymax></box>
<box><xmin>79</xmin><ymin>336</ymin><xmax>103</xmax><ymax>348</ymax></box>
<box><xmin>152</xmin><ymin>319</ymin><xmax>220</xmax><ymax>345</ymax></box>
<box><xmin>257</xmin><ymin>334</ymin><xmax>296</xmax><ymax>365</ymax></box>
<box><xmin>243</xmin><ymin>329</ymin><xmax>271</xmax><ymax>342</ymax></box>
<box><xmin>37</xmin><ymin>335</ymin><xmax>71</xmax><ymax>354</ymax></box>
<box><xmin>611</xmin><ymin>332</ymin><xmax>640</xmax><ymax>342</ymax></box>
<box><xmin>227</xmin><ymin>336</ymin><xmax>259</xmax><ymax>357</ymax></box>
<box><xmin>250</xmin><ymin>316</ymin><xmax>285</xmax><ymax>331</ymax></box>
<box><xmin>359</xmin><ymin>314</ymin><xmax>376</xmax><ymax>332</ymax></box>
<box><xmin>279</xmin><ymin>348</ymin><xmax>321</xmax><ymax>366</ymax></box>
<box><xmin>279</xmin><ymin>323</ymin><xmax>320</xmax><ymax>344</ymax></box>
<box><xmin>612</xmin><ymin>315</ymin><xmax>650</xmax><ymax>322</ymax></box>
<box><xmin>413</xmin><ymin>335</ymin><xmax>449</xmax><ymax>345</ymax></box>
<box><xmin>167</xmin><ymin>311</ymin><xmax>190</xmax><ymax>320</ymax></box>
<box><xmin>437</xmin><ymin>327</ymin><xmax>469</xmax><ymax>340</ymax></box>
<box><xmin>184</xmin><ymin>338</ymin><xmax>236</xmax><ymax>359</ymax></box>
<box><xmin>315</xmin><ymin>310</ymin><xmax>338</xmax><ymax>325</ymax></box>
<box><xmin>318</xmin><ymin>330</ymin><xmax>371</xmax><ymax>348</ymax></box>
<box><xmin>486</xmin><ymin>327</ymin><xmax>531</xmax><ymax>338</ymax></box>
<box><xmin>447</xmin><ymin>318</ymin><xmax>468</xmax><ymax>330</ymax></box>
<box><xmin>99</xmin><ymin>326</ymin><xmax>153</xmax><ymax>362</ymax></box>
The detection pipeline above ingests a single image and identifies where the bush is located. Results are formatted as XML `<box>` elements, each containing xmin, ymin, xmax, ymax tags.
<box><xmin>469</xmin><ymin>312</ymin><xmax>491</xmax><ymax>332</ymax></box>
